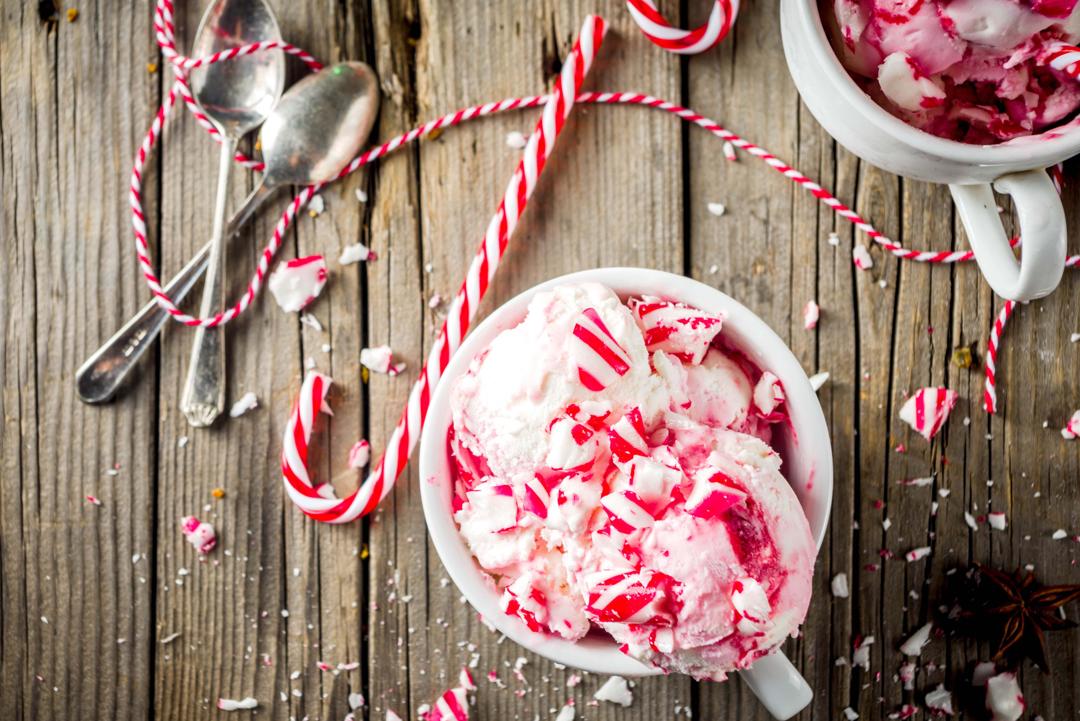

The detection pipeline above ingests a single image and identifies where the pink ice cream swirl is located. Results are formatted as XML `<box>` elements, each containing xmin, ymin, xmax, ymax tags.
<box><xmin>824</xmin><ymin>0</ymin><xmax>1080</xmax><ymax>143</ymax></box>
<box><xmin>448</xmin><ymin>283</ymin><xmax>817</xmax><ymax>680</ymax></box>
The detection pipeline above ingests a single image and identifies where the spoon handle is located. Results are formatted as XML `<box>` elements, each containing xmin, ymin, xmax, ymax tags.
<box><xmin>180</xmin><ymin>138</ymin><xmax>238</xmax><ymax>427</ymax></box>
<box><xmin>75</xmin><ymin>179</ymin><xmax>274</xmax><ymax>405</ymax></box>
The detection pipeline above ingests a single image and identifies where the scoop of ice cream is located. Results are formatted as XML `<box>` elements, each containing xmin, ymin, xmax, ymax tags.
<box><xmin>449</xmin><ymin>283</ymin><xmax>816</xmax><ymax>680</ymax></box>
<box><xmin>824</xmin><ymin>0</ymin><xmax>1080</xmax><ymax>143</ymax></box>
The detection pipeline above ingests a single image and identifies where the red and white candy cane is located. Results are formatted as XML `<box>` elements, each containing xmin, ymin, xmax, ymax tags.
<box><xmin>281</xmin><ymin>16</ymin><xmax>607</xmax><ymax>523</ymax></box>
<box><xmin>983</xmin><ymin>300</ymin><xmax>1016</xmax><ymax>415</ymax></box>
<box><xmin>1041</xmin><ymin>40</ymin><xmax>1080</xmax><ymax>79</ymax></box>
<box><xmin>626</xmin><ymin>0</ymin><xmax>739</xmax><ymax>55</ymax></box>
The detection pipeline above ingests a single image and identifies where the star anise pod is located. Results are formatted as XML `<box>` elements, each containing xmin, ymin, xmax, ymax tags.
<box><xmin>953</xmin><ymin>564</ymin><xmax>1080</xmax><ymax>672</ymax></box>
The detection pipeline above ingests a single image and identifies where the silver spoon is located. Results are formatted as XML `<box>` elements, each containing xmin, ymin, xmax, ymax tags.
<box><xmin>75</xmin><ymin>61</ymin><xmax>380</xmax><ymax>405</ymax></box>
<box><xmin>179</xmin><ymin>0</ymin><xmax>286</xmax><ymax>428</ymax></box>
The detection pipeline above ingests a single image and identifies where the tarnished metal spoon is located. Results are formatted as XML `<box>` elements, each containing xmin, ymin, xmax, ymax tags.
<box><xmin>75</xmin><ymin>61</ymin><xmax>380</xmax><ymax>405</ymax></box>
<box><xmin>179</xmin><ymin>0</ymin><xmax>286</xmax><ymax>427</ymax></box>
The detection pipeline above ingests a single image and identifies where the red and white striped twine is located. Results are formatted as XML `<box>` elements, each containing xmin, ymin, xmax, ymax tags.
<box><xmin>280</xmin><ymin>15</ymin><xmax>607</xmax><ymax>523</ymax></box>
<box><xmin>137</xmin><ymin>1</ymin><xmax>1076</xmax><ymax>523</ymax></box>
<box><xmin>626</xmin><ymin>0</ymin><xmax>739</xmax><ymax>55</ymax></box>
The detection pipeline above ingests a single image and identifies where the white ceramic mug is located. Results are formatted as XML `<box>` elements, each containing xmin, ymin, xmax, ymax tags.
<box><xmin>780</xmin><ymin>0</ymin><xmax>1074</xmax><ymax>302</ymax></box>
<box><xmin>418</xmin><ymin>268</ymin><xmax>834</xmax><ymax>721</ymax></box>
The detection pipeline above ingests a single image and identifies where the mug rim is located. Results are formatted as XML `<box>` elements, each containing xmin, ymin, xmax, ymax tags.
<box><xmin>793</xmin><ymin>0</ymin><xmax>1080</xmax><ymax>168</ymax></box>
<box><xmin>417</xmin><ymin>267</ymin><xmax>833</xmax><ymax>676</ymax></box>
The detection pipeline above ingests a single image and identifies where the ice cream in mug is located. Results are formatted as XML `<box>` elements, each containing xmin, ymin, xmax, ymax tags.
<box><xmin>447</xmin><ymin>283</ymin><xmax>816</xmax><ymax>680</ymax></box>
<box><xmin>823</xmin><ymin>0</ymin><xmax>1080</xmax><ymax>143</ymax></box>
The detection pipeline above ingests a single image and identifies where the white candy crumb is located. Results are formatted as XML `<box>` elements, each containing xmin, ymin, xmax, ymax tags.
<box><xmin>708</xmin><ymin>264</ymin><xmax>718</xmax><ymax>275</ymax></box>
<box><xmin>268</xmin><ymin>256</ymin><xmax>328</xmax><ymax>313</ymax></box>
<box><xmin>706</xmin><ymin>202</ymin><xmax>727</xmax><ymax>217</ymax></box>
<box><xmin>428</xmin><ymin>294</ymin><xmax>442</xmax><ymax>309</ymax></box>
<box><xmin>831</xmin><ymin>573</ymin><xmax>849</xmax><ymax>598</ymax></box>
<box><xmin>1071</xmin><ymin>332</ymin><xmax>1080</xmax><ymax>343</ymax></box>
<box><xmin>938</xmin><ymin>488</ymin><xmax>951</xmax><ymax>498</ymax></box>
<box><xmin>925</xmin><ymin>684</ymin><xmax>954</xmax><ymax>716</ymax></box>
<box><xmin>386</xmin><ymin>710</ymin><xmax>404</xmax><ymax>721</ymax></box>
<box><xmin>306</xmin><ymin>194</ymin><xmax>325</xmax><ymax>217</ymax></box>
<box><xmin>360</xmin><ymin>345</ymin><xmax>405</xmax><ymax>376</ymax></box>
<box><xmin>593</xmin><ymin>676</ymin><xmax>633</xmax><ymax>707</ymax></box>
<box><xmin>339</xmin><ymin>242</ymin><xmax>374</xmax><ymax>265</ymax></box>
<box><xmin>988</xmin><ymin>512</ymin><xmax>1007</xmax><ymax>530</ymax></box>
<box><xmin>355</xmin><ymin>189</ymin><xmax>368</xmax><ymax>203</ymax></box>
<box><xmin>808</xmin><ymin>371</ymin><xmax>830</xmax><ymax>392</ymax></box>
<box><xmin>803</xmin><ymin>300</ymin><xmax>820</xmax><ymax>330</ymax></box>
<box><xmin>300</xmin><ymin>313</ymin><xmax>323</xmax><ymax>332</ymax></box>
<box><xmin>986</xmin><ymin>672</ymin><xmax>1024</xmax><ymax>721</ymax></box>
<box><xmin>349</xmin><ymin>440</ymin><xmax>371</xmax><ymax>469</ymax></box>
<box><xmin>965</xmin><ymin>512</ymin><xmax>978</xmax><ymax>530</ymax></box>
<box><xmin>555</xmin><ymin>703</ymin><xmax>576</xmax><ymax>721</ymax></box>
<box><xmin>853</xmin><ymin>244</ymin><xmax>874</xmax><ymax>270</ymax></box>
<box><xmin>1052</xmin><ymin>529</ymin><xmax>1068</xmax><ymax>540</ymax></box>
<box><xmin>852</xmin><ymin>636</ymin><xmax>874</xmax><ymax>670</ymax></box>
<box><xmin>882</xmin><ymin>518</ymin><xmax>892</xmax><ymax>531</ymax></box>
<box><xmin>905</xmin><ymin>546</ymin><xmax>931</xmax><ymax>562</ymax></box>
<box><xmin>177</xmin><ymin>436</ymin><xmax>189</xmax><ymax>449</ymax></box>
<box><xmin>348</xmin><ymin>693</ymin><xmax>365</xmax><ymax>710</ymax></box>
<box><xmin>828</xmin><ymin>231</ymin><xmax>841</xmax><ymax>246</ymax></box>
<box><xmin>229</xmin><ymin>392</ymin><xmax>258</xmax><ymax>418</ymax></box>
<box><xmin>900</xmin><ymin>622</ymin><xmax>933</xmax><ymax>656</ymax></box>
<box><xmin>160</xmin><ymin>632</ymin><xmax>181</xmax><ymax>645</ymax></box>
<box><xmin>722</xmin><ymin>141</ymin><xmax>737</xmax><ymax>161</ymax></box>
<box><xmin>505</xmin><ymin>131</ymin><xmax>527</xmax><ymax>149</ymax></box>
<box><xmin>217</xmin><ymin>697</ymin><xmax>258</xmax><ymax>711</ymax></box>
<box><xmin>842</xmin><ymin>708</ymin><xmax>859</xmax><ymax>721</ymax></box>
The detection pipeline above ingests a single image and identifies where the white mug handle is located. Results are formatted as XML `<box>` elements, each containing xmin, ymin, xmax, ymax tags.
<box><xmin>949</xmin><ymin>169</ymin><xmax>1066</xmax><ymax>302</ymax></box>
<box><xmin>738</xmin><ymin>649</ymin><xmax>813</xmax><ymax>720</ymax></box>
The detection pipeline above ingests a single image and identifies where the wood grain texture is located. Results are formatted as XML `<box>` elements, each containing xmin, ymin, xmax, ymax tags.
<box><xmin>2</xmin><ymin>1</ymin><xmax>1080</xmax><ymax>720</ymax></box>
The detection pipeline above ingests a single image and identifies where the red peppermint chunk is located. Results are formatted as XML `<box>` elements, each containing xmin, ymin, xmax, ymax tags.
<box><xmin>424</xmin><ymin>678</ymin><xmax>473</xmax><ymax>721</ymax></box>
<box><xmin>501</xmin><ymin>580</ymin><xmax>548</xmax><ymax>633</ymax></box>
<box><xmin>570</xmin><ymin>307</ymin><xmax>632</xmax><ymax>391</ymax></box>
<box><xmin>752</xmin><ymin>371</ymin><xmax>786</xmax><ymax>418</ymax></box>
<box><xmin>629</xmin><ymin>297</ymin><xmax>724</xmax><ymax>365</ymax></box>
<box><xmin>608</xmin><ymin>407</ymin><xmax>649</xmax><ymax>463</ymax></box>
<box><xmin>898</xmin><ymin>387</ymin><xmax>958</xmax><ymax>441</ymax></box>
<box><xmin>585</xmin><ymin>569</ymin><xmax>677</xmax><ymax>626</ymax></box>
<box><xmin>522</xmin><ymin>475</ymin><xmax>550</xmax><ymax>520</ymax></box>
<box><xmin>685</xmin><ymin>469</ymin><xmax>747</xmax><ymax>519</ymax></box>
<box><xmin>601</xmin><ymin>489</ymin><xmax>655</xmax><ymax>533</ymax></box>
<box><xmin>1029</xmin><ymin>0</ymin><xmax>1078</xmax><ymax>17</ymax></box>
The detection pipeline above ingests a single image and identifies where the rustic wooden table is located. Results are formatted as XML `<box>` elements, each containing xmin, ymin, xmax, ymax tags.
<box><xmin>3</xmin><ymin>1</ymin><xmax>1080</xmax><ymax>720</ymax></box>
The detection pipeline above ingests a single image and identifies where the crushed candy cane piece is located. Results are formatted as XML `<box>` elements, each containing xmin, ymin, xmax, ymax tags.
<box><xmin>731</xmin><ymin>577</ymin><xmax>772</xmax><ymax>635</ymax></box>
<box><xmin>424</xmin><ymin>667</ymin><xmax>475</xmax><ymax>721</ymax></box>
<box><xmin>85</xmin><ymin>494</ymin><xmax>102</xmax><ymax>506</ymax></box>
<box><xmin>505</xmin><ymin>131</ymin><xmax>527</xmax><ymax>149</ymax></box>
<box><xmin>808</xmin><ymin>371</ymin><xmax>830</xmax><ymax>391</ymax></box>
<box><xmin>349</xmin><ymin>439</ymin><xmax>371</xmax><ymax>469</ymax></box>
<box><xmin>899</xmin><ymin>661</ymin><xmax>916</xmax><ymax>690</ymax></box>
<box><xmin>307</xmin><ymin>194</ymin><xmax>325</xmax><ymax>216</ymax></box>
<box><xmin>906</xmin><ymin>546</ymin><xmax>931</xmax><ymax>562</ymax></box>
<box><xmin>842</xmin><ymin>708</ymin><xmax>859</xmax><ymax>721</ymax></box>
<box><xmin>339</xmin><ymin>242</ymin><xmax>376</xmax><ymax>265</ymax></box>
<box><xmin>803</xmin><ymin>300</ymin><xmax>820</xmax><ymax>330</ymax></box>
<box><xmin>707</xmin><ymin>202</ymin><xmax>726</xmax><ymax>216</ymax></box>
<box><xmin>268</xmin><ymin>255</ymin><xmax>328</xmax><ymax>312</ymax></box>
<box><xmin>300</xmin><ymin>313</ymin><xmax>323</xmax><ymax>332</ymax></box>
<box><xmin>925</xmin><ymin>684</ymin><xmax>954</xmax><ymax>716</ymax></box>
<box><xmin>853</xmin><ymin>244</ymin><xmax>874</xmax><ymax>269</ymax></box>
<box><xmin>753</xmin><ymin>372</ymin><xmax>785</xmax><ymax>417</ymax></box>
<box><xmin>1061</xmin><ymin>410</ymin><xmax>1080</xmax><ymax>439</ymax></box>
<box><xmin>900</xmin><ymin>622</ymin><xmax>933</xmax><ymax>657</ymax></box>
<box><xmin>570</xmin><ymin>307</ymin><xmax>631</xmax><ymax>391</ymax></box>
<box><xmin>217</xmin><ymin>697</ymin><xmax>258</xmax><ymax>711</ymax></box>
<box><xmin>723</xmin><ymin>141</ymin><xmax>737</xmax><ymax>161</ymax></box>
<box><xmin>593</xmin><ymin>676</ymin><xmax>633</xmax><ymax>707</ymax></box>
<box><xmin>180</xmin><ymin>516</ymin><xmax>216</xmax><ymax>555</ymax></box>
<box><xmin>899</xmin><ymin>387</ymin><xmax>958</xmax><ymax>441</ymax></box>
<box><xmin>987</xmin><ymin>512</ymin><xmax>1007</xmax><ymax>531</ymax></box>
<box><xmin>361</xmin><ymin>345</ymin><xmax>405</xmax><ymax>376</ymax></box>
<box><xmin>349</xmin><ymin>693</ymin><xmax>365</xmax><ymax>709</ymax></box>
<box><xmin>986</xmin><ymin>672</ymin><xmax>1025</xmax><ymax>721</ymax></box>
<box><xmin>555</xmin><ymin>703</ymin><xmax>576</xmax><ymax>721</ymax></box>
<box><xmin>229</xmin><ymin>392</ymin><xmax>258</xmax><ymax>418</ymax></box>
<box><xmin>1052</xmin><ymin>529</ymin><xmax>1068</xmax><ymax>540</ymax></box>
<box><xmin>831</xmin><ymin>573</ymin><xmax>849</xmax><ymax>598</ymax></box>
<box><xmin>386</xmin><ymin>710</ymin><xmax>404</xmax><ymax>721</ymax></box>
<box><xmin>355</xmin><ymin>188</ymin><xmax>368</xmax><ymax>203</ymax></box>
<box><xmin>630</xmin><ymin>297</ymin><xmax>724</xmax><ymax>365</ymax></box>
<box><xmin>429</xmin><ymin>293</ymin><xmax>443</xmax><ymax>309</ymax></box>
<box><xmin>852</xmin><ymin>635</ymin><xmax>874</xmax><ymax>670</ymax></box>
<box><xmin>899</xmin><ymin>476</ymin><xmax>933</xmax><ymax>487</ymax></box>
<box><xmin>828</xmin><ymin>231</ymin><xmax>840</xmax><ymax>246</ymax></box>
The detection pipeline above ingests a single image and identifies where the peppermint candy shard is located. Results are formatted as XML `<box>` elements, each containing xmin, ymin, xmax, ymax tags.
<box><xmin>570</xmin><ymin>307</ymin><xmax>632</xmax><ymax>391</ymax></box>
<box><xmin>268</xmin><ymin>255</ymin><xmax>329</xmax><ymax>313</ymax></box>
<box><xmin>600</xmin><ymin>489</ymin><xmax>655</xmax><ymax>533</ymax></box>
<box><xmin>1062</xmin><ymin>410</ymin><xmax>1080</xmax><ymax>439</ymax></box>
<box><xmin>522</xmin><ymin>475</ymin><xmax>550</xmax><ymax>519</ymax></box>
<box><xmin>898</xmin><ymin>387</ymin><xmax>959</xmax><ymax>441</ymax></box>
<box><xmin>752</xmin><ymin>371</ymin><xmax>786</xmax><ymax>418</ymax></box>
<box><xmin>608</xmin><ymin>408</ymin><xmax>649</xmax><ymax>463</ymax></box>
<box><xmin>585</xmin><ymin>569</ymin><xmax>676</xmax><ymax>626</ymax></box>
<box><xmin>180</xmin><ymin>515</ymin><xmax>217</xmax><ymax>555</ymax></box>
<box><xmin>803</xmin><ymin>300</ymin><xmax>820</xmax><ymax>330</ymax></box>
<box><xmin>424</xmin><ymin>673</ymin><xmax>474</xmax><ymax>721</ymax></box>
<box><xmin>629</xmin><ymin>297</ymin><xmax>723</xmax><ymax>365</ymax></box>
<box><xmin>731</xmin><ymin>577</ymin><xmax>772</xmax><ymax>635</ymax></box>
<box><xmin>685</xmin><ymin>469</ymin><xmax>747</xmax><ymax>519</ymax></box>
<box><xmin>501</xmin><ymin>580</ymin><xmax>548</xmax><ymax>634</ymax></box>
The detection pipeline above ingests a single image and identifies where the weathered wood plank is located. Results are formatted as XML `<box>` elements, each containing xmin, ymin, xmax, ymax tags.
<box><xmin>0</xmin><ymin>3</ymin><xmax>159</xmax><ymax>720</ymax></box>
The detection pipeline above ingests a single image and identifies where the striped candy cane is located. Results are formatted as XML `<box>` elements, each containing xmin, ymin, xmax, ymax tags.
<box><xmin>281</xmin><ymin>15</ymin><xmax>607</xmax><ymax>524</ymax></box>
<box><xmin>626</xmin><ymin>0</ymin><xmax>739</xmax><ymax>55</ymax></box>
<box><xmin>983</xmin><ymin>300</ymin><xmax>1017</xmax><ymax>415</ymax></box>
<box><xmin>1041</xmin><ymin>40</ymin><xmax>1080</xmax><ymax>78</ymax></box>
